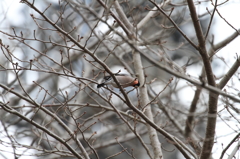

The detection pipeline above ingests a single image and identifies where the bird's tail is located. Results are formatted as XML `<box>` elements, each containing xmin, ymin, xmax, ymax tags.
<box><xmin>97</xmin><ymin>83</ymin><xmax>105</xmax><ymax>88</ymax></box>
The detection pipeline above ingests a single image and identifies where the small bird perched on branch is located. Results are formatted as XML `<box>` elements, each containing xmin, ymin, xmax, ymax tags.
<box><xmin>97</xmin><ymin>74</ymin><xmax>140</xmax><ymax>88</ymax></box>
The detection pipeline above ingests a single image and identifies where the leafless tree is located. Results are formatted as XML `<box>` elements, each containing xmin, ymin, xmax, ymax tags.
<box><xmin>0</xmin><ymin>0</ymin><xmax>239</xmax><ymax>159</ymax></box>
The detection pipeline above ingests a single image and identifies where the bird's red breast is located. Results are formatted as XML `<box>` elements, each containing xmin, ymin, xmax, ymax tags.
<box><xmin>132</xmin><ymin>80</ymin><xmax>139</xmax><ymax>85</ymax></box>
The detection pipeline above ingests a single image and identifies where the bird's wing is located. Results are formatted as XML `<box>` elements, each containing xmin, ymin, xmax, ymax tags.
<box><xmin>115</xmin><ymin>76</ymin><xmax>135</xmax><ymax>85</ymax></box>
<box><xmin>103</xmin><ymin>76</ymin><xmax>112</xmax><ymax>81</ymax></box>
<box><xmin>115</xmin><ymin>73</ymin><xmax>129</xmax><ymax>76</ymax></box>
<box><xmin>103</xmin><ymin>74</ymin><xmax>129</xmax><ymax>81</ymax></box>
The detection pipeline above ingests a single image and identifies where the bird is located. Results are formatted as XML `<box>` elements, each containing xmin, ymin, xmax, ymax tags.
<box><xmin>97</xmin><ymin>74</ymin><xmax>140</xmax><ymax>88</ymax></box>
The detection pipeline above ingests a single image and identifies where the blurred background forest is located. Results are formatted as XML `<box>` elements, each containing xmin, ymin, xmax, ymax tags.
<box><xmin>0</xmin><ymin>0</ymin><xmax>240</xmax><ymax>159</ymax></box>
